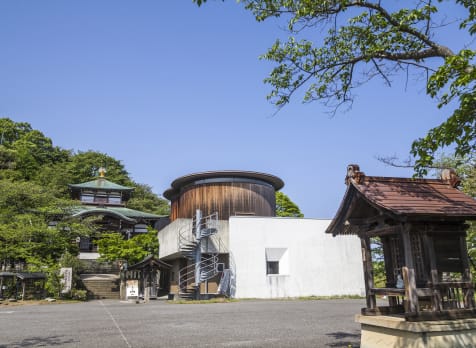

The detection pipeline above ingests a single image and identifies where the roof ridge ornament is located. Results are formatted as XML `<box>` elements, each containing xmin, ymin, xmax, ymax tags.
<box><xmin>345</xmin><ymin>164</ymin><xmax>365</xmax><ymax>185</ymax></box>
<box><xmin>440</xmin><ymin>168</ymin><xmax>461</xmax><ymax>188</ymax></box>
<box><xmin>98</xmin><ymin>167</ymin><xmax>107</xmax><ymax>178</ymax></box>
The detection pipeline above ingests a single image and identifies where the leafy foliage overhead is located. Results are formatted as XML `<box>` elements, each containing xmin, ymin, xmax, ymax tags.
<box><xmin>195</xmin><ymin>0</ymin><xmax>476</xmax><ymax>175</ymax></box>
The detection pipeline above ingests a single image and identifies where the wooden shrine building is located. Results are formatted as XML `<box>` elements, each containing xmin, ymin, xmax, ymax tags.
<box><xmin>0</xmin><ymin>272</ymin><xmax>46</xmax><ymax>300</ymax></box>
<box><xmin>120</xmin><ymin>255</ymin><xmax>171</xmax><ymax>301</ymax></box>
<box><xmin>326</xmin><ymin>164</ymin><xmax>476</xmax><ymax>321</ymax></box>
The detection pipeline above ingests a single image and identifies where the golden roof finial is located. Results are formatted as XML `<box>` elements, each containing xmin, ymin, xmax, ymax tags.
<box><xmin>98</xmin><ymin>167</ymin><xmax>107</xmax><ymax>178</ymax></box>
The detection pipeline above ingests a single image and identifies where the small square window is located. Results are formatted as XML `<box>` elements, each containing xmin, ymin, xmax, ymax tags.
<box><xmin>266</xmin><ymin>261</ymin><xmax>279</xmax><ymax>275</ymax></box>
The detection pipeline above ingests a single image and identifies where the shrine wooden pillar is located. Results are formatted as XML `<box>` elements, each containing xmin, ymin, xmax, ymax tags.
<box><xmin>422</xmin><ymin>233</ymin><xmax>442</xmax><ymax>311</ymax></box>
<box><xmin>400</xmin><ymin>223</ymin><xmax>419</xmax><ymax>313</ymax></box>
<box><xmin>361</xmin><ymin>236</ymin><xmax>376</xmax><ymax>310</ymax></box>
<box><xmin>460</xmin><ymin>235</ymin><xmax>475</xmax><ymax>309</ymax></box>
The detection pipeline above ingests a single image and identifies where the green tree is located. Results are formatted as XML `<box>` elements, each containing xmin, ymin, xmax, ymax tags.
<box><xmin>275</xmin><ymin>191</ymin><xmax>303</xmax><ymax>217</ymax></box>
<box><xmin>432</xmin><ymin>155</ymin><xmax>476</xmax><ymax>279</ymax></box>
<box><xmin>35</xmin><ymin>150</ymin><xmax>131</xmax><ymax>198</ymax></box>
<box><xmin>370</xmin><ymin>237</ymin><xmax>386</xmax><ymax>288</ymax></box>
<box><xmin>0</xmin><ymin>118</ymin><xmax>70</xmax><ymax>181</ymax></box>
<box><xmin>195</xmin><ymin>1</ymin><xmax>475</xmax><ymax>175</ymax></box>
<box><xmin>0</xmin><ymin>179</ymin><xmax>90</xmax><ymax>271</ymax></box>
<box><xmin>0</xmin><ymin>118</ymin><xmax>33</xmax><ymax>145</ymax></box>
<box><xmin>0</xmin><ymin>120</ymin><xmax>170</xmax><ymax>214</ymax></box>
<box><xmin>96</xmin><ymin>228</ymin><xmax>159</xmax><ymax>265</ymax></box>
<box><xmin>127</xmin><ymin>183</ymin><xmax>170</xmax><ymax>216</ymax></box>
<box><xmin>432</xmin><ymin>155</ymin><xmax>475</xmax><ymax>198</ymax></box>
<box><xmin>66</xmin><ymin>150</ymin><xmax>131</xmax><ymax>185</ymax></box>
<box><xmin>0</xmin><ymin>119</ymin><xmax>168</xmax><ymax>284</ymax></box>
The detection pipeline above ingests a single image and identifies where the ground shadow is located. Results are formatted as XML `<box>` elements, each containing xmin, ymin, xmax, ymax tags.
<box><xmin>326</xmin><ymin>331</ymin><xmax>360</xmax><ymax>347</ymax></box>
<box><xmin>0</xmin><ymin>335</ymin><xmax>78</xmax><ymax>347</ymax></box>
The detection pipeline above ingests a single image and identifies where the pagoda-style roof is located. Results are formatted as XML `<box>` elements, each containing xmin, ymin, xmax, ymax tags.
<box><xmin>327</xmin><ymin>164</ymin><xmax>476</xmax><ymax>236</ymax></box>
<box><xmin>70</xmin><ymin>205</ymin><xmax>166</xmax><ymax>223</ymax></box>
<box><xmin>68</xmin><ymin>178</ymin><xmax>134</xmax><ymax>192</ymax></box>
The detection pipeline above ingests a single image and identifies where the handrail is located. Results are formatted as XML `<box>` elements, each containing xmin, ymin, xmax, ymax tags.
<box><xmin>177</xmin><ymin>220</ymin><xmax>193</xmax><ymax>251</ymax></box>
<box><xmin>178</xmin><ymin>212</ymin><xmax>234</xmax><ymax>293</ymax></box>
<box><xmin>178</xmin><ymin>253</ymin><xmax>219</xmax><ymax>292</ymax></box>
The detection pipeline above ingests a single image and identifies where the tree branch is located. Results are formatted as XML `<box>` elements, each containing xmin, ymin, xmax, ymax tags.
<box><xmin>356</xmin><ymin>1</ymin><xmax>454</xmax><ymax>56</ymax></box>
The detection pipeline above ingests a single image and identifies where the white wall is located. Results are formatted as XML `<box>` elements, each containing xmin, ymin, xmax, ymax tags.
<box><xmin>229</xmin><ymin>217</ymin><xmax>365</xmax><ymax>299</ymax></box>
<box><xmin>157</xmin><ymin>219</ymin><xmax>189</xmax><ymax>259</ymax></box>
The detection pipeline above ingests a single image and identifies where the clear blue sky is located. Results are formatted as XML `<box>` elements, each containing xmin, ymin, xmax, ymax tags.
<box><xmin>0</xmin><ymin>1</ymin><xmax>468</xmax><ymax>218</ymax></box>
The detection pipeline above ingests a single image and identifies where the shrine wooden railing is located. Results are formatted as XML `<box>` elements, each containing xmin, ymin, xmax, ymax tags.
<box><xmin>433</xmin><ymin>281</ymin><xmax>475</xmax><ymax>310</ymax></box>
<box><xmin>363</xmin><ymin>280</ymin><xmax>476</xmax><ymax>320</ymax></box>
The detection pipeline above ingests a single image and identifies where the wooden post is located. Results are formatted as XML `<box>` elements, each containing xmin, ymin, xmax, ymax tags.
<box><xmin>401</xmin><ymin>224</ymin><xmax>419</xmax><ymax>313</ymax></box>
<box><xmin>120</xmin><ymin>272</ymin><xmax>126</xmax><ymax>301</ymax></box>
<box><xmin>144</xmin><ymin>267</ymin><xmax>150</xmax><ymax>303</ymax></box>
<box><xmin>361</xmin><ymin>236</ymin><xmax>376</xmax><ymax>310</ymax></box>
<box><xmin>422</xmin><ymin>233</ymin><xmax>442</xmax><ymax>311</ymax></box>
<box><xmin>459</xmin><ymin>235</ymin><xmax>475</xmax><ymax>309</ymax></box>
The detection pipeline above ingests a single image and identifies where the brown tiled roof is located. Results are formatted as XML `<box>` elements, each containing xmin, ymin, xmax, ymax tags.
<box><xmin>326</xmin><ymin>170</ymin><xmax>476</xmax><ymax>236</ymax></box>
<box><xmin>354</xmin><ymin>176</ymin><xmax>476</xmax><ymax>217</ymax></box>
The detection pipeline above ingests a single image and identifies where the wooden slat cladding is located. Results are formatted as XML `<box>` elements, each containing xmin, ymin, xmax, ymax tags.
<box><xmin>164</xmin><ymin>171</ymin><xmax>284</xmax><ymax>221</ymax></box>
<box><xmin>171</xmin><ymin>182</ymin><xmax>276</xmax><ymax>220</ymax></box>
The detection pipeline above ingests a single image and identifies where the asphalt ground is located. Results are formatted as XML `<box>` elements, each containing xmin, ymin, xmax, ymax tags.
<box><xmin>0</xmin><ymin>299</ymin><xmax>364</xmax><ymax>348</ymax></box>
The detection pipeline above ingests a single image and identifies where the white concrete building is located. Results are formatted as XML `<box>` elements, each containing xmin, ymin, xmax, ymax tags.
<box><xmin>157</xmin><ymin>170</ymin><xmax>365</xmax><ymax>300</ymax></box>
<box><xmin>229</xmin><ymin>217</ymin><xmax>364</xmax><ymax>298</ymax></box>
<box><xmin>158</xmin><ymin>215</ymin><xmax>365</xmax><ymax>299</ymax></box>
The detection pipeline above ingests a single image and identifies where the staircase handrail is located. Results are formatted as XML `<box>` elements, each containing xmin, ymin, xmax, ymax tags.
<box><xmin>199</xmin><ymin>254</ymin><xmax>219</xmax><ymax>281</ymax></box>
<box><xmin>178</xmin><ymin>212</ymin><xmax>218</xmax><ymax>249</ymax></box>
<box><xmin>177</xmin><ymin>211</ymin><xmax>222</xmax><ymax>299</ymax></box>
<box><xmin>178</xmin><ymin>253</ymin><xmax>220</xmax><ymax>292</ymax></box>
<box><xmin>178</xmin><ymin>220</ymin><xmax>194</xmax><ymax>250</ymax></box>
<box><xmin>179</xmin><ymin>264</ymin><xmax>196</xmax><ymax>288</ymax></box>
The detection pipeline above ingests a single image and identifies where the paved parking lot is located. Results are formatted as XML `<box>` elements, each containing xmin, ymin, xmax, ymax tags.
<box><xmin>0</xmin><ymin>299</ymin><xmax>364</xmax><ymax>348</ymax></box>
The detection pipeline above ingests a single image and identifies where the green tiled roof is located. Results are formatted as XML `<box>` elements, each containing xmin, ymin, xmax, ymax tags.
<box><xmin>108</xmin><ymin>207</ymin><xmax>165</xmax><ymax>219</ymax></box>
<box><xmin>70</xmin><ymin>205</ymin><xmax>165</xmax><ymax>222</ymax></box>
<box><xmin>68</xmin><ymin>178</ymin><xmax>134</xmax><ymax>191</ymax></box>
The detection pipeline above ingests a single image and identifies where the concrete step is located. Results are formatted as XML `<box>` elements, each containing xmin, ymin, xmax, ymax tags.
<box><xmin>80</xmin><ymin>274</ymin><xmax>120</xmax><ymax>300</ymax></box>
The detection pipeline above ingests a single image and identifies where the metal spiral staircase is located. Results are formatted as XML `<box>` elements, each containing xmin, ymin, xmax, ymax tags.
<box><xmin>178</xmin><ymin>210</ymin><xmax>220</xmax><ymax>300</ymax></box>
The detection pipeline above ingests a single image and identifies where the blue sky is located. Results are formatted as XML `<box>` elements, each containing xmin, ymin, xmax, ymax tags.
<box><xmin>0</xmin><ymin>1</ymin><xmax>469</xmax><ymax>218</ymax></box>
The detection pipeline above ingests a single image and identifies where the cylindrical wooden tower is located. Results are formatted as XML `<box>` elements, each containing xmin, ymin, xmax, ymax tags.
<box><xmin>163</xmin><ymin>171</ymin><xmax>284</xmax><ymax>221</ymax></box>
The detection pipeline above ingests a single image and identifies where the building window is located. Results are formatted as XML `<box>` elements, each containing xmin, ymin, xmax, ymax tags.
<box><xmin>94</xmin><ymin>195</ymin><xmax>108</xmax><ymax>204</ymax></box>
<box><xmin>265</xmin><ymin>248</ymin><xmax>288</xmax><ymax>275</ymax></box>
<box><xmin>80</xmin><ymin>194</ymin><xmax>94</xmax><ymax>203</ymax></box>
<box><xmin>108</xmin><ymin>196</ymin><xmax>122</xmax><ymax>205</ymax></box>
<box><xmin>266</xmin><ymin>261</ymin><xmax>279</xmax><ymax>275</ymax></box>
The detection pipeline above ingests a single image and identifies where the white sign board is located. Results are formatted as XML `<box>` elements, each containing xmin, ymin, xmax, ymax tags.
<box><xmin>126</xmin><ymin>280</ymin><xmax>139</xmax><ymax>299</ymax></box>
<box><xmin>60</xmin><ymin>267</ymin><xmax>73</xmax><ymax>294</ymax></box>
